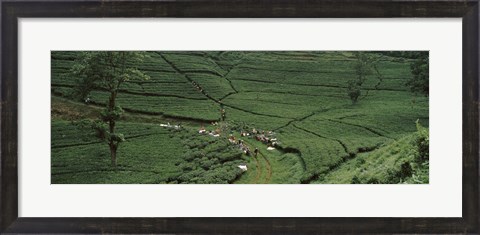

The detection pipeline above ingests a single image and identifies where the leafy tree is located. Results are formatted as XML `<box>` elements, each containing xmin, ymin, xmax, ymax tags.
<box><xmin>71</xmin><ymin>52</ymin><xmax>150</xmax><ymax>166</ymax></box>
<box><xmin>347</xmin><ymin>52</ymin><xmax>383</xmax><ymax>104</ymax></box>
<box><xmin>406</xmin><ymin>52</ymin><xmax>429</xmax><ymax>96</ymax></box>
<box><xmin>347</xmin><ymin>80</ymin><xmax>362</xmax><ymax>103</ymax></box>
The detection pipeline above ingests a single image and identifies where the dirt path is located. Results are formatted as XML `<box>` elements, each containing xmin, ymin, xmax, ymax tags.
<box><xmin>252</xmin><ymin>154</ymin><xmax>262</xmax><ymax>183</ymax></box>
<box><xmin>237</xmin><ymin>138</ymin><xmax>273</xmax><ymax>184</ymax></box>
<box><xmin>258</xmin><ymin>152</ymin><xmax>272</xmax><ymax>183</ymax></box>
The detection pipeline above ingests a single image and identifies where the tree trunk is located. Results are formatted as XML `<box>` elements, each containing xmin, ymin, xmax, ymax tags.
<box><xmin>108</xmin><ymin>90</ymin><xmax>117</xmax><ymax>167</ymax></box>
<box><xmin>110</xmin><ymin>142</ymin><xmax>117</xmax><ymax>167</ymax></box>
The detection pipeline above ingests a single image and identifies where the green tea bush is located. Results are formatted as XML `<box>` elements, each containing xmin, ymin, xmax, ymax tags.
<box><xmin>351</xmin><ymin>175</ymin><xmax>361</xmax><ymax>184</ymax></box>
<box><xmin>414</xmin><ymin>120</ymin><xmax>429</xmax><ymax>163</ymax></box>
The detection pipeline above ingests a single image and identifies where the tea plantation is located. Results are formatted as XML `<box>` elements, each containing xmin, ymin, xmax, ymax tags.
<box><xmin>51</xmin><ymin>51</ymin><xmax>429</xmax><ymax>184</ymax></box>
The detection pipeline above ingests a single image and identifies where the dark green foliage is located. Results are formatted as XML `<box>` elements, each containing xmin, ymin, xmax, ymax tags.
<box><xmin>166</xmin><ymin>129</ymin><xmax>245</xmax><ymax>184</ymax></box>
<box><xmin>347</xmin><ymin>80</ymin><xmax>361</xmax><ymax>103</ymax></box>
<box><xmin>347</xmin><ymin>52</ymin><xmax>383</xmax><ymax>104</ymax></box>
<box><xmin>351</xmin><ymin>175</ymin><xmax>361</xmax><ymax>184</ymax></box>
<box><xmin>414</xmin><ymin>120</ymin><xmax>429</xmax><ymax>162</ymax></box>
<box><xmin>72</xmin><ymin>119</ymin><xmax>109</xmax><ymax>141</ymax></box>
<box><xmin>101</xmin><ymin>105</ymin><xmax>124</xmax><ymax>123</ymax></box>
<box><xmin>407</xmin><ymin>120</ymin><xmax>429</xmax><ymax>184</ymax></box>
<box><xmin>399</xmin><ymin>161</ymin><xmax>413</xmax><ymax>179</ymax></box>
<box><xmin>69</xmin><ymin>51</ymin><xmax>150</xmax><ymax>166</ymax></box>
<box><xmin>406</xmin><ymin>51</ymin><xmax>429</xmax><ymax>96</ymax></box>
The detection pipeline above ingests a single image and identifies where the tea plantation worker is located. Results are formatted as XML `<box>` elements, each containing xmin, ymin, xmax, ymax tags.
<box><xmin>244</xmin><ymin>146</ymin><xmax>251</xmax><ymax>156</ymax></box>
<box><xmin>221</xmin><ymin>108</ymin><xmax>226</xmax><ymax>121</ymax></box>
<box><xmin>254</xmin><ymin>147</ymin><xmax>259</xmax><ymax>157</ymax></box>
<box><xmin>228</xmin><ymin>135</ymin><xmax>236</xmax><ymax>144</ymax></box>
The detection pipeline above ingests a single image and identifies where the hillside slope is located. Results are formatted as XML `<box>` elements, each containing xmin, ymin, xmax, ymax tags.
<box><xmin>51</xmin><ymin>51</ymin><xmax>429</xmax><ymax>184</ymax></box>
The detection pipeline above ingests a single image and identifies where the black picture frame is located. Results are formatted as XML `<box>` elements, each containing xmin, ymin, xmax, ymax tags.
<box><xmin>1</xmin><ymin>0</ymin><xmax>479</xmax><ymax>234</ymax></box>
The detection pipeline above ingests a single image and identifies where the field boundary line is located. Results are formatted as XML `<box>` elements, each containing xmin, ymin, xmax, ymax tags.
<box><xmin>293</xmin><ymin>124</ymin><xmax>350</xmax><ymax>155</ymax></box>
<box><xmin>51</xmin><ymin>132</ymin><xmax>162</xmax><ymax>149</ymax></box>
<box><xmin>325</xmin><ymin>118</ymin><xmax>393</xmax><ymax>139</ymax></box>
<box><xmin>51</xmin><ymin>83</ymin><xmax>208</xmax><ymax>101</ymax></box>
<box><xmin>232</xmin><ymin>77</ymin><xmax>408</xmax><ymax>92</ymax></box>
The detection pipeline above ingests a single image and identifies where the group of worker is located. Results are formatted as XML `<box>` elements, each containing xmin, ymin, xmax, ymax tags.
<box><xmin>198</xmin><ymin>124</ymin><xmax>278</xmax><ymax>158</ymax></box>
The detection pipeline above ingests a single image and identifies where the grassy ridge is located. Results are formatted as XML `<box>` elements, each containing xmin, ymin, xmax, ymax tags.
<box><xmin>317</xmin><ymin>131</ymin><xmax>429</xmax><ymax>184</ymax></box>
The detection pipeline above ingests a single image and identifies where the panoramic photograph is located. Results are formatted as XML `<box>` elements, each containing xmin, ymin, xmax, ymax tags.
<box><xmin>51</xmin><ymin>51</ymin><xmax>429</xmax><ymax>184</ymax></box>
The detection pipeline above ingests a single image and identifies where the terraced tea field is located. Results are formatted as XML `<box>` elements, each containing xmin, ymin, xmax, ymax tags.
<box><xmin>51</xmin><ymin>51</ymin><xmax>429</xmax><ymax>184</ymax></box>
